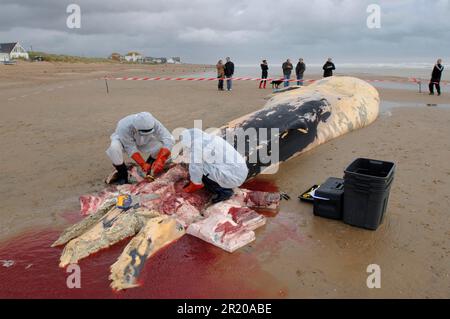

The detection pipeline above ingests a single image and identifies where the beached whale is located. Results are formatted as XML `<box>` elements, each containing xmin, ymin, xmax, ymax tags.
<box><xmin>221</xmin><ymin>76</ymin><xmax>379</xmax><ymax>177</ymax></box>
<box><xmin>53</xmin><ymin>76</ymin><xmax>379</xmax><ymax>290</ymax></box>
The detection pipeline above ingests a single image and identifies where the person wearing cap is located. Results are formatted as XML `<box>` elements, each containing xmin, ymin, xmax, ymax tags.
<box><xmin>180</xmin><ymin>128</ymin><xmax>249</xmax><ymax>203</ymax></box>
<box><xmin>106</xmin><ymin>112</ymin><xmax>175</xmax><ymax>184</ymax></box>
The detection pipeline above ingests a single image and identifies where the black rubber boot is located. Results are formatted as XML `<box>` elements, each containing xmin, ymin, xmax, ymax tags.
<box><xmin>113</xmin><ymin>163</ymin><xmax>129</xmax><ymax>185</ymax></box>
<box><xmin>146</xmin><ymin>156</ymin><xmax>155</xmax><ymax>165</ymax></box>
<box><xmin>211</xmin><ymin>189</ymin><xmax>234</xmax><ymax>204</ymax></box>
<box><xmin>202</xmin><ymin>175</ymin><xmax>234</xmax><ymax>203</ymax></box>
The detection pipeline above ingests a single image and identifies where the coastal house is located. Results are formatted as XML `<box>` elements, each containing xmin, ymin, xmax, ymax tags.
<box><xmin>143</xmin><ymin>57</ymin><xmax>169</xmax><ymax>64</ymax></box>
<box><xmin>167</xmin><ymin>57</ymin><xmax>181</xmax><ymax>64</ymax></box>
<box><xmin>0</xmin><ymin>42</ymin><xmax>29</xmax><ymax>62</ymax></box>
<box><xmin>125</xmin><ymin>51</ymin><xmax>143</xmax><ymax>63</ymax></box>
<box><xmin>143</xmin><ymin>57</ymin><xmax>154</xmax><ymax>64</ymax></box>
<box><xmin>109</xmin><ymin>52</ymin><xmax>124</xmax><ymax>62</ymax></box>
<box><xmin>134</xmin><ymin>55</ymin><xmax>182</xmax><ymax>64</ymax></box>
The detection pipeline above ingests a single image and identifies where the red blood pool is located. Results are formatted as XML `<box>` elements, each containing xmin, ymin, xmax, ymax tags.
<box><xmin>0</xmin><ymin>179</ymin><xmax>286</xmax><ymax>298</ymax></box>
<box><xmin>0</xmin><ymin>229</ymin><xmax>282</xmax><ymax>298</ymax></box>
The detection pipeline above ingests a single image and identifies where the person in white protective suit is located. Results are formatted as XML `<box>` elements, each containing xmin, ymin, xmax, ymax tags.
<box><xmin>106</xmin><ymin>112</ymin><xmax>175</xmax><ymax>184</ymax></box>
<box><xmin>180</xmin><ymin>128</ymin><xmax>249</xmax><ymax>203</ymax></box>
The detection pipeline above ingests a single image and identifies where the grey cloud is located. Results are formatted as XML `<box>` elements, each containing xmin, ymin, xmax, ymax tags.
<box><xmin>0</xmin><ymin>0</ymin><xmax>449</xmax><ymax>63</ymax></box>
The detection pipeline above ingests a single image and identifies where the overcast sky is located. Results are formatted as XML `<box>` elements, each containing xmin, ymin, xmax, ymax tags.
<box><xmin>0</xmin><ymin>0</ymin><xmax>449</xmax><ymax>64</ymax></box>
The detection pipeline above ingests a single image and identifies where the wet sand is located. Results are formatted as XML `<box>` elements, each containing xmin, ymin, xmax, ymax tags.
<box><xmin>0</xmin><ymin>62</ymin><xmax>449</xmax><ymax>298</ymax></box>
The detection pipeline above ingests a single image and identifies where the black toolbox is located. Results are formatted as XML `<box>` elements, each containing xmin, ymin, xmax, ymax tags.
<box><xmin>313</xmin><ymin>177</ymin><xmax>344</xmax><ymax>220</ymax></box>
<box><xmin>343</xmin><ymin>158</ymin><xmax>395</xmax><ymax>230</ymax></box>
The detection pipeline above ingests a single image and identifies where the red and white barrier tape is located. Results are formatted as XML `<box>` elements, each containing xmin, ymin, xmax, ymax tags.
<box><xmin>106</xmin><ymin>76</ymin><xmax>315</xmax><ymax>82</ymax></box>
<box><xmin>103</xmin><ymin>76</ymin><xmax>448</xmax><ymax>85</ymax></box>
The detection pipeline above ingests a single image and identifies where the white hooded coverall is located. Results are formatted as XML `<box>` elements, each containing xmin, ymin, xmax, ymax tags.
<box><xmin>106</xmin><ymin>112</ymin><xmax>175</xmax><ymax>165</ymax></box>
<box><xmin>181</xmin><ymin>128</ymin><xmax>249</xmax><ymax>189</ymax></box>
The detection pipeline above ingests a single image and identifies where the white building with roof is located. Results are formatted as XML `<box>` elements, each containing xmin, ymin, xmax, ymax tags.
<box><xmin>0</xmin><ymin>42</ymin><xmax>29</xmax><ymax>62</ymax></box>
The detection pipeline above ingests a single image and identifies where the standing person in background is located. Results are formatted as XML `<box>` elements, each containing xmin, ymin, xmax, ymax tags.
<box><xmin>429</xmin><ymin>59</ymin><xmax>444</xmax><ymax>96</ymax></box>
<box><xmin>259</xmin><ymin>59</ymin><xmax>269</xmax><ymax>89</ymax></box>
<box><xmin>282</xmin><ymin>58</ymin><xmax>293</xmax><ymax>87</ymax></box>
<box><xmin>216</xmin><ymin>59</ymin><xmax>225</xmax><ymax>91</ymax></box>
<box><xmin>323</xmin><ymin>58</ymin><xmax>336</xmax><ymax>77</ymax></box>
<box><xmin>295</xmin><ymin>58</ymin><xmax>306</xmax><ymax>86</ymax></box>
<box><xmin>224</xmin><ymin>57</ymin><xmax>235</xmax><ymax>91</ymax></box>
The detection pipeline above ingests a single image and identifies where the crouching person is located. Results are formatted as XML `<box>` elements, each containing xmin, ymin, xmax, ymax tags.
<box><xmin>180</xmin><ymin>128</ymin><xmax>249</xmax><ymax>203</ymax></box>
<box><xmin>106</xmin><ymin>112</ymin><xmax>174</xmax><ymax>184</ymax></box>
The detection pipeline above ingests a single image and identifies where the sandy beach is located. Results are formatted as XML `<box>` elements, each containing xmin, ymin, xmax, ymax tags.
<box><xmin>0</xmin><ymin>62</ymin><xmax>449</xmax><ymax>298</ymax></box>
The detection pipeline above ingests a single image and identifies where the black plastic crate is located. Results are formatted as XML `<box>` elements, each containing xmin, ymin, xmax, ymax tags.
<box><xmin>344</xmin><ymin>158</ymin><xmax>395</xmax><ymax>185</ymax></box>
<box><xmin>343</xmin><ymin>158</ymin><xmax>395</xmax><ymax>230</ymax></box>
<box><xmin>313</xmin><ymin>177</ymin><xmax>344</xmax><ymax>220</ymax></box>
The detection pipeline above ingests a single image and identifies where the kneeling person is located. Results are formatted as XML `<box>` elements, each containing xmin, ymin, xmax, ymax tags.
<box><xmin>180</xmin><ymin>128</ymin><xmax>249</xmax><ymax>203</ymax></box>
<box><xmin>106</xmin><ymin>112</ymin><xmax>174</xmax><ymax>184</ymax></box>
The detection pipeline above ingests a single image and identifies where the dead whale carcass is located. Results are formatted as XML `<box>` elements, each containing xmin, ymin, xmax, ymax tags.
<box><xmin>221</xmin><ymin>76</ymin><xmax>380</xmax><ymax>177</ymax></box>
<box><xmin>52</xmin><ymin>76</ymin><xmax>378</xmax><ymax>290</ymax></box>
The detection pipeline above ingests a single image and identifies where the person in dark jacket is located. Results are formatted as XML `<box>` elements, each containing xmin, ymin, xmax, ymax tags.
<box><xmin>323</xmin><ymin>58</ymin><xmax>336</xmax><ymax>77</ymax></box>
<box><xmin>295</xmin><ymin>58</ymin><xmax>306</xmax><ymax>86</ymax></box>
<box><xmin>429</xmin><ymin>59</ymin><xmax>444</xmax><ymax>96</ymax></box>
<box><xmin>224</xmin><ymin>57</ymin><xmax>235</xmax><ymax>91</ymax></box>
<box><xmin>259</xmin><ymin>59</ymin><xmax>269</xmax><ymax>89</ymax></box>
<box><xmin>282</xmin><ymin>59</ymin><xmax>293</xmax><ymax>87</ymax></box>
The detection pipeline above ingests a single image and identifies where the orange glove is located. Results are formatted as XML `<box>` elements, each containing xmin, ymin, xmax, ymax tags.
<box><xmin>151</xmin><ymin>148</ymin><xmax>171</xmax><ymax>175</ymax></box>
<box><xmin>131</xmin><ymin>152</ymin><xmax>151</xmax><ymax>173</ymax></box>
<box><xmin>183</xmin><ymin>182</ymin><xmax>204</xmax><ymax>193</ymax></box>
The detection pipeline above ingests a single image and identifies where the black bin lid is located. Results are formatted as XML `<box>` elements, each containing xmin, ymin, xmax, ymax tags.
<box><xmin>345</xmin><ymin>158</ymin><xmax>395</xmax><ymax>180</ymax></box>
